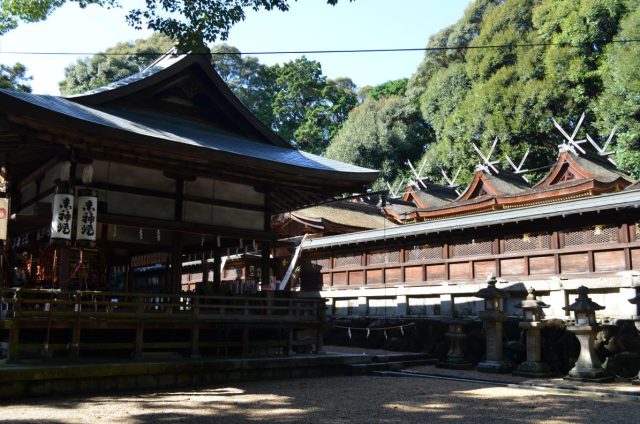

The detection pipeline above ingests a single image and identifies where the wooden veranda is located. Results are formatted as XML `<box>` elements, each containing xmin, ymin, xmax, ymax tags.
<box><xmin>1</xmin><ymin>287</ymin><xmax>325</xmax><ymax>361</ymax></box>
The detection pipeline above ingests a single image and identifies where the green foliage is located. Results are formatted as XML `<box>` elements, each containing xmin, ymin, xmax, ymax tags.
<box><xmin>271</xmin><ymin>57</ymin><xmax>357</xmax><ymax>154</ymax></box>
<box><xmin>325</xmin><ymin>95</ymin><xmax>432</xmax><ymax>188</ymax></box>
<box><xmin>59</xmin><ymin>33</ymin><xmax>175</xmax><ymax>95</ymax></box>
<box><xmin>400</xmin><ymin>0</ymin><xmax>640</xmax><ymax>186</ymax></box>
<box><xmin>595</xmin><ymin>3</ymin><xmax>640</xmax><ymax>176</ymax></box>
<box><xmin>364</xmin><ymin>78</ymin><xmax>408</xmax><ymax>101</ymax></box>
<box><xmin>1</xmin><ymin>1</ymin><xmax>351</xmax><ymax>51</ymax></box>
<box><xmin>0</xmin><ymin>62</ymin><xmax>32</xmax><ymax>92</ymax></box>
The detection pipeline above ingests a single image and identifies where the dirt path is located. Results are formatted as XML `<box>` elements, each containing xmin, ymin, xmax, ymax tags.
<box><xmin>2</xmin><ymin>374</ymin><xmax>639</xmax><ymax>423</ymax></box>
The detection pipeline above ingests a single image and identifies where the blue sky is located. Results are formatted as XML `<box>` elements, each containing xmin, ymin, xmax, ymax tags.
<box><xmin>0</xmin><ymin>0</ymin><xmax>470</xmax><ymax>95</ymax></box>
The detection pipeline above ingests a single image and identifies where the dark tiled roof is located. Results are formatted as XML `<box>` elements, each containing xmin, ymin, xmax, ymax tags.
<box><xmin>1</xmin><ymin>89</ymin><xmax>376</xmax><ymax>176</ymax></box>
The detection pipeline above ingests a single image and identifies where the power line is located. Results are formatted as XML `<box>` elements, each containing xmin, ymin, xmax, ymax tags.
<box><xmin>1</xmin><ymin>38</ymin><xmax>639</xmax><ymax>56</ymax></box>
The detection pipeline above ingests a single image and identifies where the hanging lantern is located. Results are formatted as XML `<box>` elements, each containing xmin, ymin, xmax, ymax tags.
<box><xmin>51</xmin><ymin>183</ymin><xmax>74</xmax><ymax>244</ymax></box>
<box><xmin>76</xmin><ymin>188</ymin><xmax>97</xmax><ymax>247</ymax></box>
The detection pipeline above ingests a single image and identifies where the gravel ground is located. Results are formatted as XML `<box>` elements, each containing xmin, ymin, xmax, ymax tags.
<box><xmin>2</xmin><ymin>347</ymin><xmax>639</xmax><ymax>423</ymax></box>
<box><xmin>2</xmin><ymin>374</ymin><xmax>640</xmax><ymax>424</ymax></box>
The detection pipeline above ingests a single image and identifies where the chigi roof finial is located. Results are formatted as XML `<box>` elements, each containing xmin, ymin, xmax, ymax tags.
<box><xmin>553</xmin><ymin>113</ymin><xmax>587</xmax><ymax>155</ymax></box>
<box><xmin>471</xmin><ymin>137</ymin><xmax>500</xmax><ymax>174</ymax></box>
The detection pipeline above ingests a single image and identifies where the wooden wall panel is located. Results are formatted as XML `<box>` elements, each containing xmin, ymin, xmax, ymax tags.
<box><xmin>594</xmin><ymin>250</ymin><xmax>626</xmax><ymax>272</ymax></box>
<box><xmin>529</xmin><ymin>256</ymin><xmax>555</xmax><ymax>275</ymax></box>
<box><xmin>405</xmin><ymin>266</ymin><xmax>423</xmax><ymax>283</ymax></box>
<box><xmin>500</xmin><ymin>258</ymin><xmax>525</xmax><ymax>276</ymax></box>
<box><xmin>426</xmin><ymin>264</ymin><xmax>446</xmax><ymax>281</ymax></box>
<box><xmin>474</xmin><ymin>260</ymin><xmax>496</xmax><ymax>280</ymax></box>
<box><xmin>366</xmin><ymin>269</ymin><xmax>383</xmax><ymax>285</ymax></box>
<box><xmin>333</xmin><ymin>272</ymin><xmax>347</xmax><ymax>286</ymax></box>
<box><xmin>348</xmin><ymin>271</ymin><xmax>364</xmax><ymax>285</ymax></box>
<box><xmin>385</xmin><ymin>268</ymin><xmax>402</xmax><ymax>284</ymax></box>
<box><xmin>449</xmin><ymin>262</ymin><xmax>470</xmax><ymax>280</ymax></box>
<box><xmin>631</xmin><ymin>248</ymin><xmax>640</xmax><ymax>270</ymax></box>
<box><xmin>560</xmin><ymin>253</ymin><xmax>589</xmax><ymax>273</ymax></box>
<box><xmin>322</xmin><ymin>273</ymin><xmax>331</xmax><ymax>287</ymax></box>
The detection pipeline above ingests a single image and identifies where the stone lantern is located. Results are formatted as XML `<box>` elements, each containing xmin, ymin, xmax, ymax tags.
<box><xmin>475</xmin><ymin>275</ymin><xmax>512</xmax><ymax>373</ymax></box>
<box><xmin>563</xmin><ymin>286</ymin><xmax>613</xmax><ymax>382</ymax></box>
<box><xmin>628</xmin><ymin>291</ymin><xmax>640</xmax><ymax>385</ymax></box>
<box><xmin>513</xmin><ymin>288</ymin><xmax>554</xmax><ymax>377</ymax></box>
<box><xmin>436</xmin><ymin>317</ymin><xmax>473</xmax><ymax>370</ymax></box>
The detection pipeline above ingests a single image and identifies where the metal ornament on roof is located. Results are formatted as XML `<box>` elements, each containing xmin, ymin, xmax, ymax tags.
<box><xmin>406</xmin><ymin>158</ymin><xmax>428</xmax><ymax>190</ymax></box>
<box><xmin>471</xmin><ymin>137</ymin><xmax>500</xmax><ymax>174</ymax></box>
<box><xmin>586</xmin><ymin>127</ymin><xmax>617</xmax><ymax>165</ymax></box>
<box><xmin>553</xmin><ymin>113</ymin><xmax>587</xmax><ymax>155</ymax></box>
<box><xmin>385</xmin><ymin>178</ymin><xmax>405</xmax><ymax>198</ymax></box>
<box><xmin>440</xmin><ymin>167</ymin><xmax>462</xmax><ymax>195</ymax></box>
<box><xmin>505</xmin><ymin>148</ymin><xmax>531</xmax><ymax>183</ymax></box>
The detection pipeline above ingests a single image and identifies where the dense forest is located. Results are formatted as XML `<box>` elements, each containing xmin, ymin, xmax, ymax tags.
<box><xmin>4</xmin><ymin>0</ymin><xmax>640</xmax><ymax>191</ymax></box>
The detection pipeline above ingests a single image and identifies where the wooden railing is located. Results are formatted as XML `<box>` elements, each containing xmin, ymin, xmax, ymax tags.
<box><xmin>0</xmin><ymin>288</ymin><xmax>323</xmax><ymax>322</ymax></box>
<box><xmin>0</xmin><ymin>288</ymin><xmax>325</xmax><ymax>361</ymax></box>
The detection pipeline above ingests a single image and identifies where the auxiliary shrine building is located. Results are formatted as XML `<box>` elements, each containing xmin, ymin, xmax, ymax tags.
<box><xmin>300</xmin><ymin>145</ymin><xmax>640</xmax><ymax>321</ymax></box>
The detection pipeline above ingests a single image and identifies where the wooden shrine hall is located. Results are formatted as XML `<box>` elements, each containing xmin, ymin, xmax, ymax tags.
<box><xmin>300</xmin><ymin>126</ymin><xmax>640</xmax><ymax>321</ymax></box>
<box><xmin>0</xmin><ymin>50</ymin><xmax>377</xmax><ymax>361</ymax></box>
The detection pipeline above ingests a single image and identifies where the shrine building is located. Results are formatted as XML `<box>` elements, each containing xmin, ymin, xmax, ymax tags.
<box><xmin>0</xmin><ymin>50</ymin><xmax>377</xmax><ymax>360</ymax></box>
<box><xmin>299</xmin><ymin>136</ymin><xmax>640</xmax><ymax>322</ymax></box>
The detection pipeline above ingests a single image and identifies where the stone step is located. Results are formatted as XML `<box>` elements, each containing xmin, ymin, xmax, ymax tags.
<box><xmin>372</xmin><ymin>353</ymin><xmax>433</xmax><ymax>363</ymax></box>
<box><xmin>345</xmin><ymin>358</ymin><xmax>437</xmax><ymax>375</ymax></box>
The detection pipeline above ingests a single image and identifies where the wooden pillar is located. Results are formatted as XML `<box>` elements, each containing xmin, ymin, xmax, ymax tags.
<box><xmin>212</xmin><ymin>248</ymin><xmax>221</xmax><ymax>292</ymax></box>
<box><xmin>170</xmin><ymin>179</ymin><xmax>184</xmax><ymax>294</ymax></box>
<box><xmin>58</xmin><ymin>247</ymin><xmax>71</xmax><ymax>291</ymax></box>
<box><xmin>191</xmin><ymin>296</ymin><xmax>200</xmax><ymax>357</ymax></box>
<box><xmin>261</xmin><ymin>191</ymin><xmax>272</xmax><ymax>289</ymax></box>
<box><xmin>170</xmin><ymin>234</ymin><xmax>182</xmax><ymax>294</ymax></box>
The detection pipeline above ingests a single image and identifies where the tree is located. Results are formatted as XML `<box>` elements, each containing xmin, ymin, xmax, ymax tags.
<box><xmin>595</xmin><ymin>4</ymin><xmax>640</xmax><ymax>177</ymax></box>
<box><xmin>0</xmin><ymin>62</ymin><xmax>32</xmax><ymax>92</ymax></box>
<box><xmin>1</xmin><ymin>0</ymin><xmax>352</xmax><ymax>51</ymax></box>
<box><xmin>399</xmin><ymin>0</ymin><xmax>640</xmax><ymax>187</ymax></box>
<box><xmin>325</xmin><ymin>95</ymin><xmax>432</xmax><ymax>188</ymax></box>
<box><xmin>210</xmin><ymin>44</ymin><xmax>276</xmax><ymax>126</ymax></box>
<box><xmin>59</xmin><ymin>33</ymin><xmax>175</xmax><ymax>95</ymax></box>
<box><xmin>270</xmin><ymin>57</ymin><xmax>357</xmax><ymax>154</ymax></box>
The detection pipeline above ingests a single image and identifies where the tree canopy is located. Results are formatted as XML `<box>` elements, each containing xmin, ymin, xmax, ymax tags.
<box><xmin>1</xmin><ymin>0</ymin><xmax>351</xmax><ymax>51</ymax></box>
<box><xmin>400</xmin><ymin>0</ymin><xmax>640</xmax><ymax>186</ymax></box>
<box><xmin>0</xmin><ymin>62</ymin><xmax>32</xmax><ymax>92</ymax></box>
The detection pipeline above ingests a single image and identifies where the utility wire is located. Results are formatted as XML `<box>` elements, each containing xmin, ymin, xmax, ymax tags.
<box><xmin>1</xmin><ymin>38</ymin><xmax>639</xmax><ymax>56</ymax></box>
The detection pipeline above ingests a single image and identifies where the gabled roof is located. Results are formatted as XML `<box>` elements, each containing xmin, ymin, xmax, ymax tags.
<box><xmin>458</xmin><ymin>168</ymin><xmax>530</xmax><ymax>201</ymax></box>
<box><xmin>535</xmin><ymin>151</ymin><xmax>632</xmax><ymax>188</ymax></box>
<box><xmin>402</xmin><ymin>182</ymin><xmax>458</xmax><ymax>208</ymax></box>
<box><xmin>0</xmin><ymin>51</ymin><xmax>378</xmax><ymax>213</ymax></box>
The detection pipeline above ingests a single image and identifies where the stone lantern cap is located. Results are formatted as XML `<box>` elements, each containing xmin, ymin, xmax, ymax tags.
<box><xmin>629</xmin><ymin>292</ymin><xmax>640</xmax><ymax>305</ymax></box>
<box><xmin>515</xmin><ymin>288</ymin><xmax>549</xmax><ymax>310</ymax></box>
<box><xmin>475</xmin><ymin>275</ymin><xmax>509</xmax><ymax>300</ymax></box>
<box><xmin>563</xmin><ymin>286</ymin><xmax>604</xmax><ymax>312</ymax></box>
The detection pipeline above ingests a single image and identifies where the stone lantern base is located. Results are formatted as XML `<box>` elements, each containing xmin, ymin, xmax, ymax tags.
<box><xmin>566</xmin><ymin>366</ymin><xmax>615</xmax><ymax>383</ymax></box>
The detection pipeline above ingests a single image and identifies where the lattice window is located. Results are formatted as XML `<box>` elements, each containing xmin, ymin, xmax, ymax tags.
<box><xmin>450</xmin><ymin>239</ymin><xmax>492</xmax><ymax>258</ymax></box>
<box><xmin>504</xmin><ymin>232</ymin><xmax>551</xmax><ymax>252</ymax></box>
<box><xmin>406</xmin><ymin>244</ymin><xmax>443</xmax><ymax>261</ymax></box>
<box><xmin>368</xmin><ymin>249</ymin><xmax>400</xmax><ymax>265</ymax></box>
<box><xmin>310</xmin><ymin>257</ymin><xmax>331</xmax><ymax>271</ymax></box>
<box><xmin>636</xmin><ymin>222</ymin><xmax>640</xmax><ymax>241</ymax></box>
<box><xmin>334</xmin><ymin>253</ymin><xmax>361</xmax><ymax>268</ymax></box>
<box><xmin>564</xmin><ymin>225</ymin><xmax>618</xmax><ymax>247</ymax></box>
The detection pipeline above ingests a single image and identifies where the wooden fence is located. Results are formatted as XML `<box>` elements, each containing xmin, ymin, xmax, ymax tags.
<box><xmin>0</xmin><ymin>288</ymin><xmax>325</xmax><ymax>361</ymax></box>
